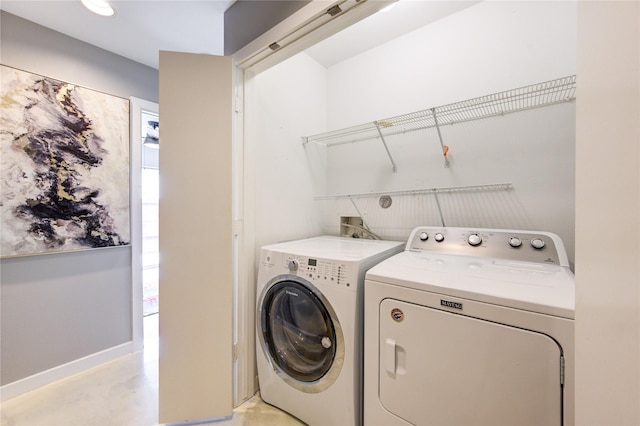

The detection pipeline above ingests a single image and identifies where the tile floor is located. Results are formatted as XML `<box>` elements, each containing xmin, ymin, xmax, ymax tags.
<box><xmin>1</xmin><ymin>315</ymin><xmax>303</xmax><ymax>426</ymax></box>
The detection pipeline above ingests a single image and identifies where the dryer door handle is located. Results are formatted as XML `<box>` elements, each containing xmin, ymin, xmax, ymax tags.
<box><xmin>384</xmin><ymin>338</ymin><xmax>397</xmax><ymax>375</ymax></box>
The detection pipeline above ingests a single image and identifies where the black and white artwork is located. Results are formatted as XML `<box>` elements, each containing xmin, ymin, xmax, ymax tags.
<box><xmin>0</xmin><ymin>66</ymin><xmax>130</xmax><ymax>257</ymax></box>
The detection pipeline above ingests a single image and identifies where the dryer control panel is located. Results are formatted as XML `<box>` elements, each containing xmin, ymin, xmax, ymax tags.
<box><xmin>407</xmin><ymin>226</ymin><xmax>568</xmax><ymax>266</ymax></box>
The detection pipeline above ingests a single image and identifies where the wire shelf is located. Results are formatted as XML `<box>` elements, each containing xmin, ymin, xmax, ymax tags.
<box><xmin>315</xmin><ymin>183</ymin><xmax>519</xmax><ymax>232</ymax></box>
<box><xmin>302</xmin><ymin>75</ymin><xmax>576</xmax><ymax>147</ymax></box>
<box><xmin>314</xmin><ymin>183</ymin><xmax>513</xmax><ymax>200</ymax></box>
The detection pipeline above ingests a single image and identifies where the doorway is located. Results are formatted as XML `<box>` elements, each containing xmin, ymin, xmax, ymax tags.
<box><xmin>141</xmin><ymin>111</ymin><xmax>159</xmax><ymax>368</ymax></box>
<box><xmin>130</xmin><ymin>97</ymin><xmax>159</xmax><ymax>352</ymax></box>
<box><xmin>141</xmin><ymin>112</ymin><xmax>159</xmax><ymax>317</ymax></box>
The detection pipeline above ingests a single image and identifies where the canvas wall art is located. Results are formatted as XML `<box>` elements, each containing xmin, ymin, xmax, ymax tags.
<box><xmin>1</xmin><ymin>66</ymin><xmax>130</xmax><ymax>257</ymax></box>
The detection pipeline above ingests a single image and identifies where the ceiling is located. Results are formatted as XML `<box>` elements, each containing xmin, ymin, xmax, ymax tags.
<box><xmin>0</xmin><ymin>0</ymin><xmax>234</xmax><ymax>69</ymax></box>
<box><xmin>305</xmin><ymin>0</ymin><xmax>477</xmax><ymax>68</ymax></box>
<box><xmin>1</xmin><ymin>0</ymin><xmax>477</xmax><ymax>70</ymax></box>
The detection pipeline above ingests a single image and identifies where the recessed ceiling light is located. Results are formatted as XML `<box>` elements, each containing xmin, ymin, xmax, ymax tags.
<box><xmin>81</xmin><ymin>0</ymin><xmax>115</xmax><ymax>17</ymax></box>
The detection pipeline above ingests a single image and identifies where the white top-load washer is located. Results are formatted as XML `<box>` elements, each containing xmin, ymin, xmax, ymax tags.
<box><xmin>256</xmin><ymin>236</ymin><xmax>404</xmax><ymax>426</ymax></box>
<box><xmin>364</xmin><ymin>226</ymin><xmax>575</xmax><ymax>426</ymax></box>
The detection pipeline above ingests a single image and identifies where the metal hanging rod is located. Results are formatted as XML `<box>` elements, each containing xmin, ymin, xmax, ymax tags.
<box><xmin>313</xmin><ymin>183</ymin><xmax>513</xmax><ymax>201</ymax></box>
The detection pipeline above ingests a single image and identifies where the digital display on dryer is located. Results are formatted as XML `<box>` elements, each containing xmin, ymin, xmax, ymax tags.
<box><xmin>308</xmin><ymin>258</ymin><xmax>317</xmax><ymax>267</ymax></box>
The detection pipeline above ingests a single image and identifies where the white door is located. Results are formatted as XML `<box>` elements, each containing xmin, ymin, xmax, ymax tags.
<box><xmin>379</xmin><ymin>299</ymin><xmax>563</xmax><ymax>426</ymax></box>
<box><xmin>158</xmin><ymin>52</ymin><xmax>233</xmax><ymax>423</ymax></box>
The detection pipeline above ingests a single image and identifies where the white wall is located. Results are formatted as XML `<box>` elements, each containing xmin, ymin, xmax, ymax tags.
<box><xmin>251</xmin><ymin>2</ymin><xmax>577</xmax><ymax>247</ymax></box>
<box><xmin>317</xmin><ymin>105</ymin><xmax>575</xmax><ymax>240</ymax></box>
<box><xmin>326</xmin><ymin>1</ymin><xmax>577</xmax><ymax>126</ymax></box>
<box><xmin>575</xmin><ymin>1</ymin><xmax>640</xmax><ymax>424</ymax></box>
<box><xmin>302</xmin><ymin>1</ymin><xmax>577</xmax><ymax>264</ymax></box>
<box><xmin>248</xmin><ymin>52</ymin><xmax>328</xmax><ymax>251</ymax></box>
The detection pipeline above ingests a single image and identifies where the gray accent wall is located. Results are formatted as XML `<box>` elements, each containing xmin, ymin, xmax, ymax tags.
<box><xmin>1</xmin><ymin>250</ymin><xmax>132</xmax><ymax>384</ymax></box>
<box><xmin>0</xmin><ymin>11</ymin><xmax>158</xmax><ymax>102</ymax></box>
<box><xmin>0</xmin><ymin>11</ymin><xmax>158</xmax><ymax>386</ymax></box>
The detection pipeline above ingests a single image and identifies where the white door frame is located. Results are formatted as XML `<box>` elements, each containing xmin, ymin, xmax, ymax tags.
<box><xmin>231</xmin><ymin>0</ymin><xmax>395</xmax><ymax>406</ymax></box>
<box><xmin>130</xmin><ymin>96</ymin><xmax>159</xmax><ymax>352</ymax></box>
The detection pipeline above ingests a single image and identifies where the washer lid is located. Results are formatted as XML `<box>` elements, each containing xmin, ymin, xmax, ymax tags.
<box><xmin>262</xmin><ymin>236</ymin><xmax>404</xmax><ymax>262</ymax></box>
<box><xmin>366</xmin><ymin>251</ymin><xmax>575</xmax><ymax>319</ymax></box>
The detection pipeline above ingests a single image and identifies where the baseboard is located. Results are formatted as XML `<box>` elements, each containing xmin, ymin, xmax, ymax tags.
<box><xmin>0</xmin><ymin>341</ymin><xmax>133</xmax><ymax>402</ymax></box>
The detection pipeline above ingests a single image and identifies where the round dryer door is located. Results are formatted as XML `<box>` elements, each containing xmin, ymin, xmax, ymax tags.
<box><xmin>258</xmin><ymin>277</ymin><xmax>344</xmax><ymax>392</ymax></box>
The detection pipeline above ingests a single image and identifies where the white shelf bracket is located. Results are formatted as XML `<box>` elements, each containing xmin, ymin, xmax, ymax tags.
<box><xmin>431</xmin><ymin>108</ymin><xmax>450</xmax><ymax>168</ymax></box>
<box><xmin>432</xmin><ymin>189</ymin><xmax>446</xmax><ymax>227</ymax></box>
<box><xmin>374</xmin><ymin>121</ymin><xmax>397</xmax><ymax>173</ymax></box>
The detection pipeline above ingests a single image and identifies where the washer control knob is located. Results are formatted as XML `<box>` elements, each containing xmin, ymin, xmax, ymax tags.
<box><xmin>531</xmin><ymin>238</ymin><xmax>546</xmax><ymax>250</ymax></box>
<box><xmin>434</xmin><ymin>233</ymin><xmax>445</xmax><ymax>242</ymax></box>
<box><xmin>509</xmin><ymin>237</ymin><xmax>522</xmax><ymax>248</ymax></box>
<box><xmin>288</xmin><ymin>259</ymin><xmax>299</xmax><ymax>272</ymax></box>
<box><xmin>419</xmin><ymin>232</ymin><xmax>429</xmax><ymax>241</ymax></box>
<box><xmin>467</xmin><ymin>233</ymin><xmax>482</xmax><ymax>246</ymax></box>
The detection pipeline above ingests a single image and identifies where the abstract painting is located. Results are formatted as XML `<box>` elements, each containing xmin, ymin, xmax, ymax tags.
<box><xmin>1</xmin><ymin>66</ymin><xmax>130</xmax><ymax>257</ymax></box>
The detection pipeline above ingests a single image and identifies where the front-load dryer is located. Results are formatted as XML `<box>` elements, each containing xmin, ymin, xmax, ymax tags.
<box><xmin>256</xmin><ymin>236</ymin><xmax>403</xmax><ymax>426</ymax></box>
<box><xmin>364</xmin><ymin>226</ymin><xmax>575</xmax><ymax>426</ymax></box>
